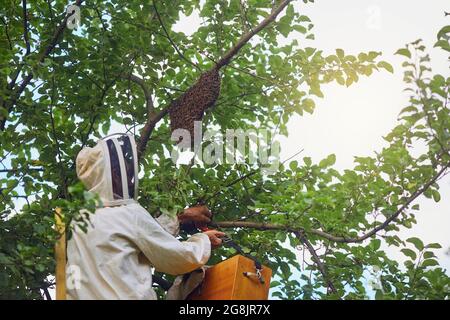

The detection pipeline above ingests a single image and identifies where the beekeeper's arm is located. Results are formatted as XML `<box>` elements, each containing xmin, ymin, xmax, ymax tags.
<box><xmin>155</xmin><ymin>205</ymin><xmax>212</xmax><ymax>237</ymax></box>
<box><xmin>155</xmin><ymin>213</ymin><xmax>180</xmax><ymax>236</ymax></box>
<box><xmin>135</xmin><ymin>212</ymin><xmax>213</xmax><ymax>275</ymax></box>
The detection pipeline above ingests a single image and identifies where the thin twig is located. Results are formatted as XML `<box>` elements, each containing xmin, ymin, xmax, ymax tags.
<box><xmin>295</xmin><ymin>231</ymin><xmax>338</xmax><ymax>295</ymax></box>
<box><xmin>152</xmin><ymin>0</ymin><xmax>200</xmax><ymax>71</ymax></box>
<box><xmin>120</xmin><ymin>73</ymin><xmax>154</xmax><ymax>117</ymax></box>
<box><xmin>49</xmin><ymin>76</ymin><xmax>69</xmax><ymax>199</ymax></box>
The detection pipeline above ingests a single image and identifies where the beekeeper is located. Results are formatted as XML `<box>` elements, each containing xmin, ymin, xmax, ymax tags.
<box><xmin>66</xmin><ymin>133</ymin><xmax>224</xmax><ymax>299</ymax></box>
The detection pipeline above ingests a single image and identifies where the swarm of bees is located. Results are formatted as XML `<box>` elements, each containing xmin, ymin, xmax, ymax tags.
<box><xmin>169</xmin><ymin>67</ymin><xmax>221</xmax><ymax>146</ymax></box>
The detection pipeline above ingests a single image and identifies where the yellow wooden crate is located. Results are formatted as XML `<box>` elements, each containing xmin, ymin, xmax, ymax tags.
<box><xmin>188</xmin><ymin>255</ymin><xmax>272</xmax><ymax>300</ymax></box>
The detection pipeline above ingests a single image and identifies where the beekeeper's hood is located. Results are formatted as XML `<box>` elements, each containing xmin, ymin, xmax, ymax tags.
<box><xmin>76</xmin><ymin>133</ymin><xmax>139</xmax><ymax>207</ymax></box>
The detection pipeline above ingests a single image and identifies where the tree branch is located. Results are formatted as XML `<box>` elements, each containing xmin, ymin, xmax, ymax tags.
<box><xmin>336</xmin><ymin>158</ymin><xmax>450</xmax><ymax>243</ymax></box>
<box><xmin>215</xmin><ymin>0</ymin><xmax>293</xmax><ymax>69</ymax></box>
<box><xmin>0</xmin><ymin>168</ymin><xmax>44</xmax><ymax>173</ymax></box>
<box><xmin>216</xmin><ymin>220</ymin><xmax>292</xmax><ymax>231</ymax></box>
<box><xmin>137</xmin><ymin>104</ymin><xmax>172</xmax><ymax>159</ymax></box>
<box><xmin>49</xmin><ymin>76</ymin><xmax>69</xmax><ymax>200</ymax></box>
<box><xmin>294</xmin><ymin>231</ymin><xmax>338</xmax><ymax>295</ymax></box>
<box><xmin>215</xmin><ymin>158</ymin><xmax>450</xmax><ymax>243</ymax></box>
<box><xmin>22</xmin><ymin>0</ymin><xmax>31</xmax><ymax>56</ymax></box>
<box><xmin>120</xmin><ymin>73</ymin><xmax>154</xmax><ymax>117</ymax></box>
<box><xmin>202</xmin><ymin>169</ymin><xmax>259</xmax><ymax>203</ymax></box>
<box><xmin>201</xmin><ymin>148</ymin><xmax>303</xmax><ymax>204</ymax></box>
<box><xmin>68</xmin><ymin>87</ymin><xmax>108</xmax><ymax>172</ymax></box>
<box><xmin>152</xmin><ymin>0</ymin><xmax>200</xmax><ymax>71</ymax></box>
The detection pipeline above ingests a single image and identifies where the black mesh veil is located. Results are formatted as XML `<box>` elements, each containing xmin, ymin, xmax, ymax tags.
<box><xmin>105</xmin><ymin>139</ymin><xmax>123</xmax><ymax>199</ymax></box>
<box><xmin>117</xmin><ymin>134</ymin><xmax>136</xmax><ymax>199</ymax></box>
<box><xmin>102</xmin><ymin>133</ymin><xmax>138</xmax><ymax>200</ymax></box>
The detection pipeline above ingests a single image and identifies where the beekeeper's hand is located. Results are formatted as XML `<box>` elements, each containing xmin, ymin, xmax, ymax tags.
<box><xmin>203</xmin><ymin>230</ymin><xmax>225</xmax><ymax>249</ymax></box>
<box><xmin>178</xmin><ymin>205</ymin><xmax>212</xmax><ymax>229</ymax></box>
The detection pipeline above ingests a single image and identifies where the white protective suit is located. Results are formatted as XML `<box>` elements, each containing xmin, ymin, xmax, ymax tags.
<box><xmin>66</xmin><ymin>133</ymin><xmax>211</xmax><ymax>300</ymax></box>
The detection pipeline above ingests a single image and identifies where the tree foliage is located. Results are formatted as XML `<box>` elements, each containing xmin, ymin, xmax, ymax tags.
<box><xmin>0</xmin><ymin>0</ymin><xmax>449</xmax><ymax>299</ymax></box>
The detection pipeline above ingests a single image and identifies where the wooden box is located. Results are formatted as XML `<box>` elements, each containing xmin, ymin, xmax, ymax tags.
<box><xmin>188</xmin><ymin>255</ymin><xmax>272</xmax><ymax>300</ymax></box>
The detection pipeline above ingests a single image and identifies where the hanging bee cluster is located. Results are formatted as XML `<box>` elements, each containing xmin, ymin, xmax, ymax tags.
<box><xmin>169</xmin><ymin>67</ymin><xmax>221</xmax><ymax>146</ymax></box>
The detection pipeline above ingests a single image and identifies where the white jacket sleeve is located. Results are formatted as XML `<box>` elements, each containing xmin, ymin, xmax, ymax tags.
<box><xmin>135</xmin><ymin>212</ymin><xmax>211</xmax><ymax>275</ymax></box>
<box><xmin>155</xmin><ymin>213</ymin><xmax>180</xmax><ymax>237</ymax></box>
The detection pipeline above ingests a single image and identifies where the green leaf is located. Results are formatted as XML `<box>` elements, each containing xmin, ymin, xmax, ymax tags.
<box><xmin>345</xmin><ymin>76</ymin><xmax>354</xmax><ymax>87</ymax></box>
<box><xmin>279</xmin><ymin>262</ymin><xmax>291</xmax><ymax>278</ymax></box>
<box><xmin>336</xmin><ymin>48</ymin><xmax>345</xmax><ymax>60</ymax></box>
<box><xmin>377</xmin><ymin>61</ymin><xmax>394</xmax><ymax>73</ymax></box>
<box><xmin>434</xmin><ymin>39</ymin><xmax>450</xmax><ymax>52</ymax></box>
<box><xmin>270</xmin><ymin>280</ymin><xmax>281</xmax><ymax>288</ymax></box>
<box><xmin>289</xmin><ymin>160</ymin><xmax>298</xmax><ymax>171</ymax></box>
<box><xmin>437</xmin><ymin>25</ymin><xmax>450</xmax><ymax>40</ymax></box>
<box><xmin>299</xmin><ymin>15</ymin><xmax>311</xmax><ymax>22</ymax></box>
<box><xmin>304</xmin><ymin>157</ymin><xmax>312</xmax><ymax>166</ymax></box>
<box><xmin>371</xmin><ymin>239</ymin><xmax>381</xmax><ymax>251</ymax></box>
<box><xmin>432</xmin><ymin>190</ymin><xmax>441</xmax><ymax>202</ymax></box>
<box><xmin>294</xmin><ymin>25</ymin><xmax>307</xmax><ymax>34</ymax></box>
<box><xmin>368</xmin><ymin>51</ymin><xmax>381</xmax><ymax>60</ymax></box>
<box><xmin>319</xmin><ymin>154</ymin><xmax>336</xmax><ymax>167</ymax></box>
<box><xmin>277</xmin><ymin>15</ymin><xmax>292</xmax><ymax>37</ymax></box>
<box><xmin>401</xmin><ymin>248</ymin><xmax>417</xmax><ymax>260</ymax></box>
<box><xmin>310</xmin><ymin>85</ymin><xmax>324</xmax><ymax>98</ymax></box>
<box><xmin>406</xmin><ymin>237</ymin><xmax>424</xmax><ymax>251</ymax></box>
<box><xmin>395</xmin><ymin>48</ymin><xmax>411</xmax><ymax>59</ymax></box>
<box><xmin>421</xmin><ymin>259</ymin><xmax>439</xmax><ymax>268</ymax></box>
<box><xmin>302</xmin><ymin>98</ymin><xmax>315</xmax><ymax>113</ymax></box>
<box><xmin>425</xmin><ymin>243</ymin><xmax>442</xmax><ymax>249</ymax></box>
<box><xmin>336</xmin><ymin>75</ymin><xmax>345</xmax><ymax>86</ymax></box>
<box><xmin>375</xmin><ymin>289</ymin><xmax>384</xmax><ymax>300</ymax></box>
